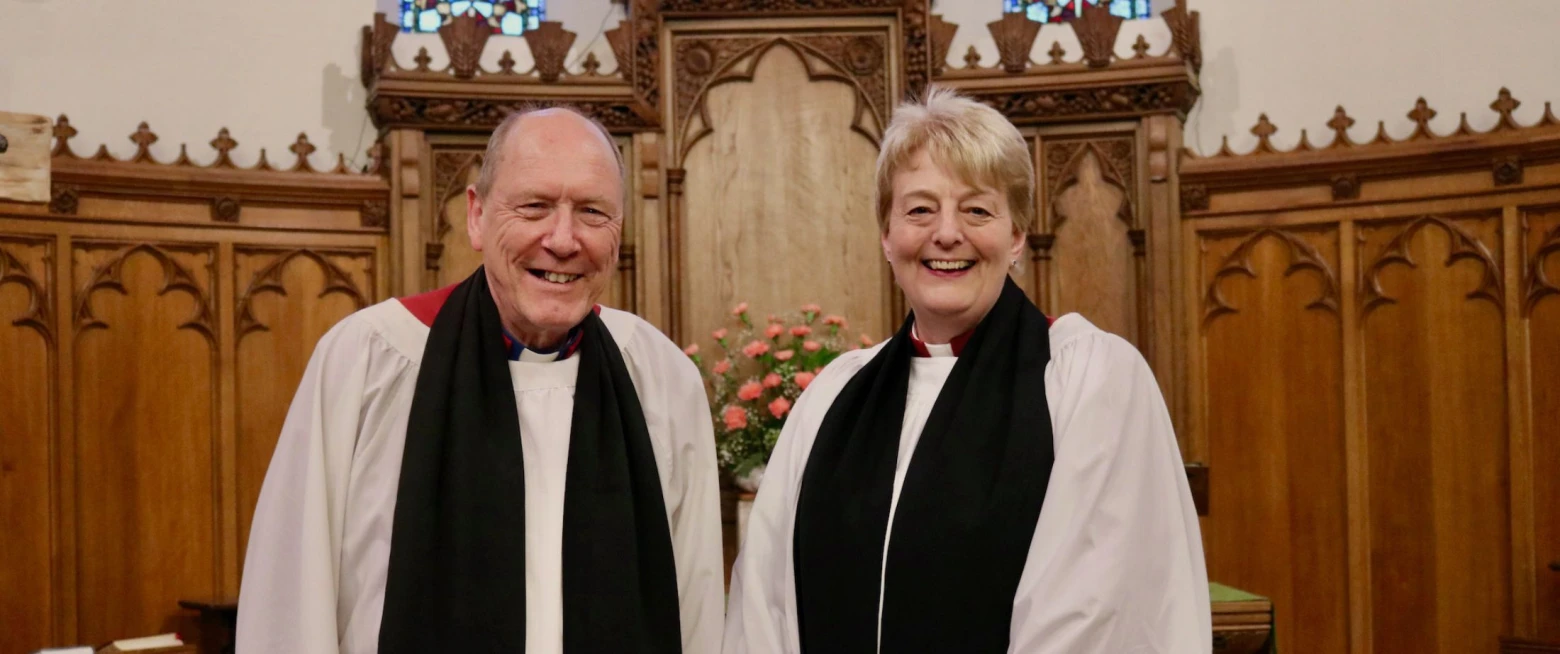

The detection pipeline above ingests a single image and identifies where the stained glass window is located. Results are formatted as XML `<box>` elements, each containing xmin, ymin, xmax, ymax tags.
<box><xmin>400</xmin><ymin>0</ymin><xmax>545</xmax><ymax>35</ymax></box>
<box><xmin>1002</xmin><ymin>0</ymin><xmax>1150</xmax><ymax>23</ymax></box>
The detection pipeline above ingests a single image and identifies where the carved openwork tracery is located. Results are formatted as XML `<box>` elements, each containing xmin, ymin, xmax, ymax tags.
<box><xmin>235</xmin><ymin>248</ymin><xmax>373</xmax><ymax>338</ymax></box>
<box><xmin>73</xmin><ymin>242</ymin><xmax>218</xmax><ymax>343</ymax></box>
<box><xmin>1358</xmin><ymin>216</ymin><xmax>1504</xmax><ymax>316</ymax></box>
<box><xmin>1202</xmin><ymin>229</ymin><xmax>1340</xmax><ymax>326</ymax></box>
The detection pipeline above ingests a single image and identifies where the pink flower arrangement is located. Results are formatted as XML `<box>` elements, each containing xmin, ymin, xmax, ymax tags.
<box><xmin>768</xmin><ymin>397</ymin><xmax>791</xmax><ymax>419</ymax></box>
<box><xmin>723</xmin><ymin>406</ymin><xmax>748</xmax><ymax>431</ymax></box>
<box><xmin>737</xmin><ymin>381</ymin><xmax>763</xmax><ymax>401</ymax></box>
<box><xmin>684</xmin><ymin>301</ymin><xmax>864</xmax><ymax>480</ymax></box>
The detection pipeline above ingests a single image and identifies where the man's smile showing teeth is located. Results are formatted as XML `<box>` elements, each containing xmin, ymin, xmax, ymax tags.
<box><xmin>924</xmin><ymin>259</ymin><xmax>974</xmax><ymax>271</ymax></box>
<box><xmin>529</xmin><ymin>269</ymin><xmax>582</xmax><ymax>284</ymax></box>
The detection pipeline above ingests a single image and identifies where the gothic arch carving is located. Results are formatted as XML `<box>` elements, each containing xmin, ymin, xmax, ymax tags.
<box><xmin>73</xmin><ymin>242</ymin><xmax>217</xmax><ymax>342</ymax></box>
<box><xmin>235</xmin><ymin>248</ymin><xmax>373</xmax><ymax>338</ymax></box>
<box><xmin>1359</xmin><ymin>216</ymin><xmax>1503</xmax><ymax>316</ymax></box>
<box><xmin>1203</xmin><ymin>228</ymin><xmax>1340</xmax><ymax>327</ymax></box>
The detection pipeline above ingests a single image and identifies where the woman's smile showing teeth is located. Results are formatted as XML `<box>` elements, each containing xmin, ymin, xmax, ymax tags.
<box><xmin>923</xmin><ymin>259</ymin><xmax>974</xmax><ymax>275</ymax></box>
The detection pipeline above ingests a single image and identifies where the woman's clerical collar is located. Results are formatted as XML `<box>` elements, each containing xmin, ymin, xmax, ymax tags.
<box><xmin>909</xmin><ymin>323</ymin><xmax>972</xmax><ymax>358</ymax></box>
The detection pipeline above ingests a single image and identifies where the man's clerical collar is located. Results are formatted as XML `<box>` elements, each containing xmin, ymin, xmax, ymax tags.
<box><xmin>910</xmin><ymin>323</ymin><xmax>972</xmax><ymax>358</ymax></box>
<box><xmin>500</xmin><ymin>324</ymin><xmax>584</xmax><ymax>362</ymax></box>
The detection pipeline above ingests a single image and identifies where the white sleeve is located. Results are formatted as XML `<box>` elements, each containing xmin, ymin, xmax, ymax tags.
<box><xmin>663</xmin><ymin>349</ymin><xmax>728</xmax><ymax>654</ymax></box>
<box><xmin>1009</xmin><ymin>331</ymin><xmax>1211</xmax><ymax>653</ymax></box>
<box><xmin>723</xmin><ymin>351</ymin><xmax>871</xmax><ymax>654</ymax></box>
<box><xmin>236</xmin><ymin>318</ymin><xmax>372</xmax><ymax>654</ymax></box>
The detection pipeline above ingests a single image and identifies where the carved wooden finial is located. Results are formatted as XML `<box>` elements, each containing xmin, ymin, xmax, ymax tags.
<box><xmin>1492</xmin><ymin>87</ymin><xmax>1522</xmax><ymax>130</ymax></box>
<box><xmin>1251</xmin><ymin>114</ymin><xmax>1277</xmax><ymax>152</ymax></box>
<box><xmin>988</xmin><ymin>13</ymin><xmax>1039</xmax><ymax>74</ymax></box>
<box><xmin>929</xmin><ymin>14</ymin><xmax>959</xmax><ymax>76</ymax></box>
<box><xmin>962</xmin><ymin>45</ymin><xmax>982</xmax><ymax>70</ymax></box>
<box><xmin>497</xmin><ymin>50</ymin><xmax>517</xmax><ymax>74</ymax></box>
<box><xmin>1075</xmin><ymin>0</ymin><xmax>1125</xmax><ymax>68</ymax></box>
<box><xmin>361</xmin><ymin>12</ymin><xmax>400</xmax><ymax>85</ymax></box>
<box><xmin>1161</xmin><ymin>5</ymin><xmax>1202</xmax><ymax>71</ymax></box>
<box><xmin>1048</xmin><ymin>41</ymin><xmax>1066</xmax><ymax>64</ymax></box>
<box><xmin>365</xmin><ymin>139</ymin><xmax>388</xmax><ymax>176</ymax></box>
<box><xmin>413</xmin><ymin>47</ymin><xmax>433</xmax><ymax>72</ymax></box>
<box><xmin>209</xmin><ymin>128</ymin><xmax>238</xmax><ymax>167</ymax></box>
<box><xmin>1327</xmin><ymin>106</ymin><xmax>1355</xmax><ymax>147</ymax></box>
<box><xmin>290</xmin><ymin>133</ymin><xmax>317</xmax><ymax>172</ymax></box>
<box><xmin>604</xmin><ymin>20</ymin><xmax>632</xmax><ymax>81</ymax></box>
<box><xmin>582</xmin><ymin>52</ymin><xmax>602</xmax><ymax>75</ymax></box>
<box><xmin>440</xmin><ymin>11</ymin><xmax>492</xmax><ymax>79</ymax></box>
<box><xmin>1131</xmin><ymin>35</ymin><xmax>1150</xmax><ymax>59</ymax></box>
<box><xmin>524</xmin><ymin>21</ymin><xmax>577</xmax><ymax>83</ymax></box>
<box><xmin>1408</xmin><ymin>98</ymin><xmax>1437</xmax><ymax>139</ymax></box>
<box><xmin>53</xmin><ymin>114</ymin><xmax>79</xmax><ymax>157</ymax></box>
<box><xmin>130</xmin><ymin>122</ymin><xmax>159</xmax><ymax>162</ymax></box>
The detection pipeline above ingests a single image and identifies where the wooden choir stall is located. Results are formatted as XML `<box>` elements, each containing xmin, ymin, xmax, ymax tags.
<box><xmin>2</xmin><ymin>2</ymin><xmax>1557</xmax><ymax>653</ymax></box>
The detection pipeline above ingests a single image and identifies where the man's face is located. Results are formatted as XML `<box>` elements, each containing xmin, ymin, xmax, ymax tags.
<box><xmin>466</xmin><ymin>110</ymin><xmax>624</xmax><ymax>347</ymax></box>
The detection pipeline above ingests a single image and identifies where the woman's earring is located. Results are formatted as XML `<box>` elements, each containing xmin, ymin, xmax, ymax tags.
<box><xmin>1010</xmin><ymin>259</ymin><xmax>1018</xmax><ymax>268</ymax></box>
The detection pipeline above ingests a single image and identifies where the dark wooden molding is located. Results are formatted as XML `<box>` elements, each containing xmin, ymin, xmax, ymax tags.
<box><xmin>1181</xmin><ymin>90</ymin><xmax>1560</xmax><ymax>201</ymax></box>
<box><xmin>957</xmin><ymin>62</ymin><xmax>1200</xmax><ymax>125</ymax></box>
<box><xmin>44</xmin><ymin>116</ymin><xmax>389</xmax><ymax>229</ymax></box>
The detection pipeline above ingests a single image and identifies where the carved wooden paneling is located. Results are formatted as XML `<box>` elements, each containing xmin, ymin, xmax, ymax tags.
<box><xmin>680</xmin><ymin>44</ymin><xmax>889</xmax><ymax>349</ymax></box>
<box><xmin>71</xmin><ymin>241</ymin><xmax>219</xmax><ymax>646</ymax></box>
<box><xmin>1527</xmin><ymin>207</ymin><xmax>1560</xmax><ymax>642</ymax></box>
<box><xmin>1043</xmin><ymin>136</ymin><xmax>1140</xmax><ymax>344</ymax></box>
<box><xmin>1357</xmin><ymin>213</ymin><xmax>1512</xmax><ymax>654</ymax></box>
<box><xmin>1199</xmin><ymin>227</ymin><xmax>1347</xmax><ymax>654</ymax></box>
<box><xmin>0</xmin><ymin>235</ymin><xmax>56</xmax><ymax>652</ymax></box>
<box><xmin>233</xmin><ymin>247</ymin><xmax>373</xmax><ymax>570</ymax></box>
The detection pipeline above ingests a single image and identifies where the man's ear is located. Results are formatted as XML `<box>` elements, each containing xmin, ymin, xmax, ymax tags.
<box><xmin>466</xmin><ymin>185</ymin><xmax>485</xmax><ymax>252</ymax></box>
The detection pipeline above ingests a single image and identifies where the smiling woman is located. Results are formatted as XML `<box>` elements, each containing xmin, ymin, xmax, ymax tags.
<box><xmin>722</xmin><ymin>87</ymin><xmax>1211</xmax><ymax>654</ymax></box>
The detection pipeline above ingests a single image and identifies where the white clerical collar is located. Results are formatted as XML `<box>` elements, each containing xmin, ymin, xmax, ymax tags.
<box><xmin>911</xmin><ymin>324</ymin><xmax>959</xmax><ymax>358</ymax></box>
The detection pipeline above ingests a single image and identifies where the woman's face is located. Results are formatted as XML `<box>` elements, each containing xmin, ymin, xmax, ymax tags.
<box><xmin>882</xmin><ymin>149</ymin><xmax>1025</xmax><ymax>338</ymax></box>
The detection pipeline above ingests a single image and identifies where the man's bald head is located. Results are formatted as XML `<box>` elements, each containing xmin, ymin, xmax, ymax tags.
<box><xmin>474</xmin><ymin>106</ymin><xmax>626</xmax><ymax>199</ymax></box>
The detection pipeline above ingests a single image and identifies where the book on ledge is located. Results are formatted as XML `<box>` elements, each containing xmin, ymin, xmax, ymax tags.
<box><xmin>31</xmin><ymin>633</ymin><xmax>188</xmax><ymax>654</ymax></box>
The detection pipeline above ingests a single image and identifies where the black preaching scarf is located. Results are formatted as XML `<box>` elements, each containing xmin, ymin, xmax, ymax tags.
<box><xmin>793</xmin><ymin>278</ymin><xmax>1055</xmax><ymax>653</ymax></box>
<box><xmin>378</xmin><ymin>267</ymin><xmax>682</xmax><ymax>653</ymax></box>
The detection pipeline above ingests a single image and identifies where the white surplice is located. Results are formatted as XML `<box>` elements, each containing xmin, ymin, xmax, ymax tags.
<box><xmin>723</xmin><ymin>314</ymin><xmax>1210</xmax><ymax>654</ymax></box>
<box><xmin>235</xmin><ymin>300</ymin><xmax>725</xmax><ymax>654</ymax></box>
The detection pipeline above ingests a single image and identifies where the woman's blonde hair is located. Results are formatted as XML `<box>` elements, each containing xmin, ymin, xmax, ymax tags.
<box><xmin>874</xmin><ymin>86</ymin><xmax>1035</xmax><ymax>234</ymax></box>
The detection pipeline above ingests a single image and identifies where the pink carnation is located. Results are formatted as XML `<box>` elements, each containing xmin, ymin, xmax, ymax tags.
<box><xmin>823</xmin><ymin>315</ymin><xmax>847</xmax><ymax>328</ymax></box>
<box><xmin>775</xmin><ymin>349</ymin><xmax>795</xmax><ymax>362</ymax></box>
<box><xmin>763</xmin><ymin>373</ymin><xmax>783</xmax><ymax>389</ymax></box>
<box><xmin>723</xmin><ymin>406</ymin><xmax>748</xmax><ymax>431</ymax></box>
<box><xmin>802</xmin><ymin>340</ymin><xmax>821</xmax><ymax>352</ymax></box>
<box><xmin>737</xmin><ymin>381</ymin><xmax>763</xmax><ymax>401</ymax></box>
<box><xmin>768</xmin><ymin>396</ymin><xmax>792</xmax><ymax>419</ymax></box>
<box><xmin>731</xmin><ymin>302</ymin><xmax>749</xmax><ymax>316</ymax></box>
<box><xmin>800</xmin><ymin>303</ymin><xmax>822</xmax><ymax>314</ymax></box>
<box><xmin>713</xmin><ymin>359</ymin><xmax>731</xmax><ymax>374</ymax></box>
<box><xmin>711</xmin><ymin>328</ymin><xmax>728</xmax><ymax>340</ymax></box>
<box><xmin>683</xmin><ymin>343</ymin><xmax>699</xmax><ymax>356</ymax></box>
<box><xmin>742</xmin><ymin>340</ymin><xmax>770</xmax><ymax>358</ymax></box>
<box><xmin>794</xmin><ymin>371</ymin><xmax>816</xmax><ymax>390</ymax></box>
<box><xmin>859</xmin><ymin>334</ymin><xmax>875</xmax><ymax>347</ymax></box>
<box><xmin>765</xmin><ymin>324</ymin><xmax>785</xmax><ymax>339</ymax></box>
<box><xmin>791</xmin><ymin>325</ymin><xmax>812</xmax><ymax>338</ymax></box>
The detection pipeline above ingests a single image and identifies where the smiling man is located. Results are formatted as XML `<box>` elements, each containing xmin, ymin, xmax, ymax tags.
<box><xmin>236</xmin><ymin>108</ymin><xmax>724</xmax><ymax>654</ymax></box>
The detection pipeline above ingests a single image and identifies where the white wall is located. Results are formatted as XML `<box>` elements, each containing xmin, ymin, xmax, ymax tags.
<box><xmin>935</xmin><ymin>0</ymin><xmax>1560</xmax><ymax>155</ymax></box>
<box><xmin>3</xmin><ymin>0</ymin><xmax>1558</xmax><ymax>165</ymax></box>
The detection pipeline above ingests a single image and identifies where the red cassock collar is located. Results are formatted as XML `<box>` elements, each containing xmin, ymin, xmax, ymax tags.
<box><xmin>398</xmin><ymin>283</ymin><xmax>599</xmax><ymax>361</ymax></box>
